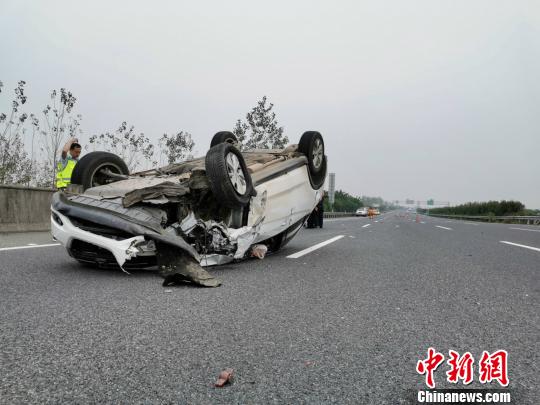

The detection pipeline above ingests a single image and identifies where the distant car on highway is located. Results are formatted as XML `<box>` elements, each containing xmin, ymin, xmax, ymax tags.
<box><xmin>355</xmin><ymin>207</ymin><xmax>368</xmax><ymax>217</ymax></box>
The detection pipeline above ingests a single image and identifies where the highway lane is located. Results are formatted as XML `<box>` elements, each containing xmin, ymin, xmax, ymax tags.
<box><xmin>0</xmin><ymin>214</ymin><xmax>538</xmax><ymax>403</ymax></box>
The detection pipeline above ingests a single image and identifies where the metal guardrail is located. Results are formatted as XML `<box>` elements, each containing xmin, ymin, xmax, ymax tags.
<box><xmin>426</xmin><ymin>213</ymin><xmax>540</xmax><ymax>225</ymax></box>
<box><xmin>323</xmin><ymin>212</ymin><xmax>356</xmax><ymax>218</ymax></box>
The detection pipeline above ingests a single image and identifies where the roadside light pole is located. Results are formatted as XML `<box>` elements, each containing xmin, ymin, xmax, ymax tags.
<box><xmin>328</xmin><ymin>173</ymin><xmax>335</xmax><ymax>212</ymax></box>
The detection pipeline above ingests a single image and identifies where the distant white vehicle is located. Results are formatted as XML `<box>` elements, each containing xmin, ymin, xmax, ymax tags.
<box><xmin>356</xmin><ymin>207</ymin><xmax>368</xmax><ymax>217</ymax></box>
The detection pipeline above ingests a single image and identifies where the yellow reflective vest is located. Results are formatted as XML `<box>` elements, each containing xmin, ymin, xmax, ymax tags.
<box><xmin>56</xmin><ymin>158</ymin><xmax>77</xmax><ymax>189</ymax></box>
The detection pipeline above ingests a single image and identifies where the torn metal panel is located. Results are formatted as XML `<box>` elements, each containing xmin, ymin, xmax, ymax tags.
<box><xmin>228</xmin><ymin>218</ymin><xmax>264</xmax><ymax>259</ymax></box>
<box><xmin>67</xmin><ymin>194</ymin><xmax>167</xmax><ymax>226</ymax></box>
<box><xmin>247</xmin><ymin>189</ymin><xmax>267</xmax><ymax>227</ymax></box>
<box><xmin>83</xmin><ymin>174</ymin><xmax>190</xmax><ymax>199</ymax></box>
<box><xmin>179</xmin><ymin>211</ymin><xmax>198</xmax><ymax>234</ymax></box>
<box><xmin>157</xmin><ymin>243</ymin><xmax>222</xmax><ymax>287</ymax></box>
<box><xmin>200</xmin><ymin>254</ymin><xmax>234</xmax><ymax>267</ymax></box>
<box><xmin>122</xmin><ymin>181</ymin><xmax>190</xmax><ymax>207</ymax></box>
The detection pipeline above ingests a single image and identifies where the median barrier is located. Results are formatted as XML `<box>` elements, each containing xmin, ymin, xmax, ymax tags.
<box><xmin>324</xmin><ymin>212</ymin><xmax>356</xmax><ymax>218</ymax></box>
<box><xmin>426</xmin><ymin>213</ymin><xmax>540</xmax><ymax>226</ymax></box>
<box><xmin>0</xmin><ymin>185</ymin><xmax>55</xmax><ymax>232</ymax></box>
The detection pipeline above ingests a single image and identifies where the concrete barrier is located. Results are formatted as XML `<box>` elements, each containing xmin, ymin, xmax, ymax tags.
<box><xmin>324</xmin><ymin>212</ymin><xmax>356</xmax><ymax>218</ymax></box>
<box><xmin>0</xmin><ymin>188</ymin><xmax>362</xmax><ymax>233</ymax></box>
<box><xmin>0</xmin><ymin>185</ymin><xmax>55</xmax><ymax>233</ymax></box>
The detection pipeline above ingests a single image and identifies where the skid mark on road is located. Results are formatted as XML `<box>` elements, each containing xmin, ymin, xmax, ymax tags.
<box><xmin>287</xmin><ymin>235</ymin><xmax>345</xmax><ymax>259</ymax></box>
<box><xmin>436</xmin><ymin>226</ymin><xmax>452</xmax><ymax>231</ymax></box>
<box><xmin>500</xmin><ymin>241</ymin><xmax>540</xmax><ymax>253</ymax></box>
<box><xmin>0</xmin><ymin>243</ymin><xmax>61</xmax><ymax>252</ymax></box>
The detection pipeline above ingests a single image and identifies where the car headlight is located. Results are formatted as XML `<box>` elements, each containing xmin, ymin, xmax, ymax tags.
<box><xmin>52</xmin><ymin>212</ymin><xmax>63</xmax><ymax>226</ymax></box>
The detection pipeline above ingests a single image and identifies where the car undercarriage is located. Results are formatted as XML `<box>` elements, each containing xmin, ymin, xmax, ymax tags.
<box><xmin>51</xmin><ymin>131</ymin><xmax>327</xmax><ymax>287</ymax></box>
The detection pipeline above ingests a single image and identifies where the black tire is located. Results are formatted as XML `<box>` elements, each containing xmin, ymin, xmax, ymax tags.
<box><xmin>205</xmin><ymin>143</ymin><xmax>255</xmax><ymax>208</ymax></box>
<box><xmin>210</xmin><ymin>131</ymin><xmax>238</xmax><ymax>148</ymax></box>
<box><xmin>71</xmin><ymin>151</ymin><xmax>129</xmax><ymax>190</ymax></box>
<box><xmin>298</xmin><ymin>131</ymin><xmax>327</xmax><ymax>189</ymax></box>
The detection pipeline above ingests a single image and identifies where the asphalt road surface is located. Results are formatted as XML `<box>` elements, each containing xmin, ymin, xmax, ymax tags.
<box><xmin>1</xmin><ymin>213</ymin><xmax>538</xmax><ymax>404</ymax></box>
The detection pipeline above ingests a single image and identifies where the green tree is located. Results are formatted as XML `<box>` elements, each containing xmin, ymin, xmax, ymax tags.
<box><xmin>232</xmin><ymin>96</ymin><xmax>289</xmax><ymax>149</ymax></box>
<box><xmin>0</xmin><ymin>80</ymin><xmax>34</xmax><ymax>185</ymax></box>
<box><xmin>158</xmin><ymin>131</ymin><xmax>195</xmax><ymax>165</ymax></box>
<box><xmin>324</xmin><ymin>190</ymin><xmax>363</xmax><ymax>212</ymax></box>
<box><xmin>88</xmin><ymin>122</ymin><xmax>156</xmax><ymax>172</ymax></box>
<box><xmin>421</xmin><ymin>200</ymin><xmax>525</xmax><ymax>216</ymax></box>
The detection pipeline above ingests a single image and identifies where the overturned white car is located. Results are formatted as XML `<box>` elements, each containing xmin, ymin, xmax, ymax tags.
<box><xmin>51</xmin><ymin>131</ymin><xmax>327</xmax><ymax>286</ymax></box>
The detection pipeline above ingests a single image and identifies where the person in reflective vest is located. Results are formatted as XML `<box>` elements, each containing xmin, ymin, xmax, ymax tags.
<box><xmin>56</xmin><ymin>137</ymin><xmax>82</xmax><ymax>189</ymax></box>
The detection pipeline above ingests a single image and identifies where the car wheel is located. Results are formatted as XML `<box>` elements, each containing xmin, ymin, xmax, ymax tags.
<box><xmin>71</xmin><ymin>151</ymin><xmax>129</xmax><ymax>191</ymax></box>
<box><xmin>205</xmin><ymin>143</ymin><xmax>255</xmax><ymax>208</ymax></box>
<box><xmin>298</xmin><ymin>131</ymin><xmax>327</xmax><ymax>189</ymax></box>
<box><xmin>210</xmin><ymin>131</ymin><xmax>238</xmax><ymax>148</ymax></box>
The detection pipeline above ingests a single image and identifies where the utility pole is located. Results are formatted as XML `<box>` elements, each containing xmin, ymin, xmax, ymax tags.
<box><xmin>328</xmin><ymin>173</ymin><xmax>335</xmax><ymax>212</ymax></box>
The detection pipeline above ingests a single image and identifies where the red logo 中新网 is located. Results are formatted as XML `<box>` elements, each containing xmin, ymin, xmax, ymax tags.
<box><xmin>416</xmin><ymin>348</ymin><xmax>509</xmax><ymax>388</ymax></box>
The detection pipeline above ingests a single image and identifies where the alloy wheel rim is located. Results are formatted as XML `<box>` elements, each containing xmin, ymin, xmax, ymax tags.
<box><xmin>312</xmin><ymin>138</ymin><xmax>324</xmax><ymax>169</ymax></box>
<box><xmin>225</xmin><ymin>152</ymin><xmax>247</xmax><ymax>194</ymax></box>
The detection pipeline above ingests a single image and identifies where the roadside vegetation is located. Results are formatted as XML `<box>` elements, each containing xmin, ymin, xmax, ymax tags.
<box><xmin>0</xmin><ymin>79</ymin><xmax>286</xmax><ymax>188</ymax></box>
<box><xmin>324</xmin><ymin>190</ymin><xmax>398</xmax><ymax>212</ymax></box>
<box><xmin>418</xmin><ymin>200</ymin><xmax>538</xmax><ymax>216</ymax></box>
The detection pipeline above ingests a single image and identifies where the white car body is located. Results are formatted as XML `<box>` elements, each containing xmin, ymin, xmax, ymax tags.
<box><xmin>51</xmin><ymin>147</ymin><xmax>325</xmax><ymax>270</ymax></box>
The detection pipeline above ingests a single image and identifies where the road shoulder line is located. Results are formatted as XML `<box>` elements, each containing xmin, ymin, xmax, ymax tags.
<box><xmin>500</xmin><ymin>241</ymin><xmax>540</xmax><ymax>253</ymax></box>
<box><xmin>287</xmin><ymin>235</ymin><xmax>345</xmax><ymax>259</ymax></box>
<box><xmin>0</xmin><ymin>243</ymin><xmax>61</xmax><ymax>252</ymax></box>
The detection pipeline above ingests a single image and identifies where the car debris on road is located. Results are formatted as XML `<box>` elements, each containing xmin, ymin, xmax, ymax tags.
<box><xmin>214</xmin><ymin>368</ymin><xmax>234</xmax><ymax>388</ymax></box>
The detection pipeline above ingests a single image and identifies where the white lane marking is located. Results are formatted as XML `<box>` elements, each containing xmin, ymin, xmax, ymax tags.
<box><xmin>375</xmin><ymin>220</ymin><xmax>379</xmax><ymax>223</ymax></box>
<box><xmin>510</xmin><ymin>227</ymin><xmax>540</xmax><ymax>233</ymax></box>
<box><xmin>0</xmin><ymin>243</ymin><xmax>61</xmax><ymax>252</ymax></box>
<box><xmin>287</xmin><ymin>235</ymin><xmax>345</xmax><ymax>259</ymax></box>
<box><xmin>362</xmin><ymin>224</ymin><xmax>371</xmax><ymax>228</ymax></box>
<box><xmin>27</xmin><ymin>243</ymin><xmax>37</xmax><ymax>246</ymax></box>
<box><xmin>420</xmin><ymin>221</ymin><xmax>426</xmax><ymax>224</ymax></box>
<box><xmin>500</xmin><ymin>241</ymin><xmax>540</xmax><ymax>252</ymax></box>
<box><xmin>436</xmin><ymin>226</ymin><xmax>453</xmax><ymax>230</ymax></box>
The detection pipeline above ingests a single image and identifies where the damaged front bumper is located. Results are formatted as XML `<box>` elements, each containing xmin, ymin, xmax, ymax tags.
<box><xmin>51</xmin><ymin>191</ymin><xmax>262</xmax><ymax>272</ymax></box>
<box><xmin>51</xmin><ymin>209</ymin><xmax>152</xmax><ymax>268</ymax></box>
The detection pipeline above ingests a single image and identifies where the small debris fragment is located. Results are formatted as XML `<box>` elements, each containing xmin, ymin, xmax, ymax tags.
<box><xmin>164</xmin><ymin>289</ymin><xmax>173</xmax><ymax>293</ymax></box>
<box><xmin>304</xmin><ymin>360</ymin><xmax>315</xmax><ymax>367</ymax></box>
<box><xmin>215</xmin><ymin>368</ymin><xmax>234</xmax><ymax>387</ymax></box>
<box><xmin>251</xmin><ymin>244</ymin><xmax>268</xmax><ymax>259</ymax></box>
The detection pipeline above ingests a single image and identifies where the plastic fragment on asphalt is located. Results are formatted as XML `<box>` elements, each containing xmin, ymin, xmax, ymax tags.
<box><xmin>251</xmin><ymin>244</ymin><xmax>268</xmax><ymax>259</ymax></box>
<box><xmin>215</xmin><ymin>368</ymin><xmax>234</xmax><ymax>387</ymax></box>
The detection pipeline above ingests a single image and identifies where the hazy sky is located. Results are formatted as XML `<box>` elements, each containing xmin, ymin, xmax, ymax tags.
<box><xmin>1</xmin><ymin>0</ymin><xmax>539</xmax><ymax>208</ymax></box>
